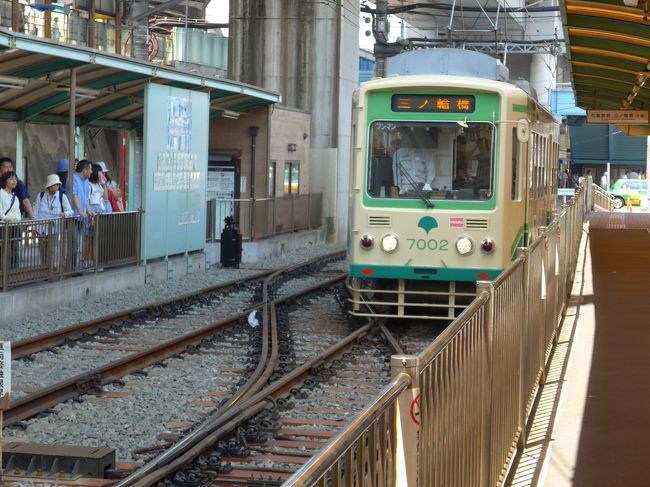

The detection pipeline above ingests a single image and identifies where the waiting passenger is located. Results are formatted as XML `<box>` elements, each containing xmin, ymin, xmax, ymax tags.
<box><xmin>0</xmin><ymin>157</ymin><xmax>33</xmax><ymax>218</ymax></box>
<box><xmin>69</xmin><ymin>159</ymin><xmax>93</xmax><ymax>271</ymax></box>
<box><xmin>33</xmin><ymin>174</ymin><xmax>73</xmax><ymax>269</ymax></box>
<box><xmin>0</xmin><ymin>171</ymin><xmax>22</xmax><ymax>268</ymax></box>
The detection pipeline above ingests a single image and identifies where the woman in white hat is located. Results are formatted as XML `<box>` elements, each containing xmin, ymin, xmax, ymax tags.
<box><xmin>33</xmin><ymin>173</ymin><xmax>73</xmax><ymax>270</ymax></box>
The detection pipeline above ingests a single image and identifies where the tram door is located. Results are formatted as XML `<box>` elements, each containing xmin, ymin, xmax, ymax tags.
<box><xmin>208</xmin><ymin>154</ymin><xmax>241</xmax><ymax>239</ymax></box>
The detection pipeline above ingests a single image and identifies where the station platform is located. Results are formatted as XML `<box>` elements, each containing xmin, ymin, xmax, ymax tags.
<box><xmin>507</xmin><ymin>211</ymin><xmax>650</xmax><ymax>487</ymax></box>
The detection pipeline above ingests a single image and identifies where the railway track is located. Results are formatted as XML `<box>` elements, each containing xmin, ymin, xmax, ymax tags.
<box><xmin>5</xmin><ymin>252</ymin><xmax>346</xmax><ymax>427</ymax></box>
<box><xmin>3</xmin><ymin>250</ymin><xmax>444</xmax><ymax>486</ymax></box>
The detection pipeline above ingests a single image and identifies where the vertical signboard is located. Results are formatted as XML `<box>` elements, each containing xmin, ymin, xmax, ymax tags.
<box><xmin>142</xmin><ymin>84</ymin><xmax>209</xmax><ymax>260</ymax></box>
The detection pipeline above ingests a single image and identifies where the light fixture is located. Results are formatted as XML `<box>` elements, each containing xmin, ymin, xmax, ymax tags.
<box><xmin>54</xmin><ymin>84</ymin><xmax>101</xmax><ymax>99</ymax></box>
<box><xmin>623</xmin><ymin>0</ymin><xmax>639</xmax><ymax>6</ymax></box>
<box><xmin>0</xmin><ymin>75</ymin><xmax>29</xmax><ymax>90</ymax></box>
<box><xmin>359</xmin><ymin>234</ymin><xmax>374</xmax><ymax>250</ymax></box>
<box><xmin>381</xmin><ymin>233</ymin><xmax>399</xmax><ymax>253</ymax></box>
<box><xmin>457</xmin><ymin>117</ymin><xmax>469</xmax><ymax>128</ymax></box>
<box><xmin>221</xmin><ymin>109</ymin><xmax>240</xmax><ymax>120</ymax></box>
<box><xmin>455</xmin><ymin>236</ymin><xmax>474</xmax><ymax>255</ymax></box>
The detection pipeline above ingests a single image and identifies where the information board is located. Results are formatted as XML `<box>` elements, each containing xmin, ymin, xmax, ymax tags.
<box><xmin>142</xmin><ymin>84</ymin><xmax>209</xmax><ymax>260</ymax></box>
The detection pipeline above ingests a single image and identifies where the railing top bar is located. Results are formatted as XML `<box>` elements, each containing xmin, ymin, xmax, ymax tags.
<box><xmin>283</xmin><ymin>374</ymin><xmax>411</xmax><ymax>486</ymax></box>
<box><xmin>417</xmin><ymin>291</ymin><xmax>489</xmax><ymax>365</ymax></box>
<box><xmin>490</xmin><ymin>255</ymin><xmax>525</xmax><ymax>287</ymax></box>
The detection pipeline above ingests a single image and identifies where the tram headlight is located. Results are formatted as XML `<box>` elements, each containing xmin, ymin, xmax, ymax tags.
<box><xmin>359</xmin><ymin>234</ymin><xmax>375</xmax><ymax>250</ymax></box>
<box><xmin>455</xmin><ymin>236</ymin><xmax>474</xmax><ymax>255</ymax></box>
<box><xmin>380</xmin><ymin>233</ymin><xmax>399</xmax><ymax>253</ymax></box>
<box><xmin>481</xmin><ymin>237</ymin><xmax>496</xmax><ymax>254</ymax></box>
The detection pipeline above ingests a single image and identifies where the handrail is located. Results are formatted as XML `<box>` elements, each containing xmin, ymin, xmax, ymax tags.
<box><xmin>283</xmin><ymin>374</ymin><xmax>411</xmax><ymax>486</ymax></box>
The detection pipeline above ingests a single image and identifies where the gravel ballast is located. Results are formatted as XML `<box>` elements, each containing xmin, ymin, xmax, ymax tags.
<box><xmin>4</xmin><ymin>243</ymin><xmax>345</xmax><ymax>343</ymax></box>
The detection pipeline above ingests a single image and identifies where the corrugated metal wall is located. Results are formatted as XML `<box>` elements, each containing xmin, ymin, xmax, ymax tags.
<box><xmin>570</xmin><ymin>123</ymin><xmax>647</xmax><ymax>167</ymax></box>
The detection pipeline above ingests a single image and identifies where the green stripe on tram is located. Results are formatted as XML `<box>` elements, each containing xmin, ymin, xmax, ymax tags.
<box><xmin>350</xmin><ymin>264</ymin><xmax>503</xmax><ymax>282</ymax></box>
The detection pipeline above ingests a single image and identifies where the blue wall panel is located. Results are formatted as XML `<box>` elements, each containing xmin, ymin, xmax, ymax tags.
<box><xmin>142</xmin><ymin>83</ymin><xmax>209</xmax><ymax>260</ymax></box>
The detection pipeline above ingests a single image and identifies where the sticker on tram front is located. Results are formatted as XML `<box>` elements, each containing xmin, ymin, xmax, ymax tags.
<box><xmin>449</xmin><ymin>217</ymin><xmax>465</xmax><ymax>228</ymax></box>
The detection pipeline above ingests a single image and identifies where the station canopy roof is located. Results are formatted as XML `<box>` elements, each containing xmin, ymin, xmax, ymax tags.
<box><xmin>562</xmin><ymin>0</ymin><xmax>650</xmax><ymax>135</ymax></box>
<box><xmin>0</xmin><ymin>29</ymin><xmax>280</xmax><ymax>130</ymax></box>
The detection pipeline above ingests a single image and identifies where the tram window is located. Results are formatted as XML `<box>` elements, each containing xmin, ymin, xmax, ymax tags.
<box><xmin>511</xmin><ymin>128</ymin><xmax>521</xmax><ymax>201</ymax></box>
<box><xmin>367</xmin><ymin>121</ymin><xmax>495</xmax><ymax>201</ymax></box>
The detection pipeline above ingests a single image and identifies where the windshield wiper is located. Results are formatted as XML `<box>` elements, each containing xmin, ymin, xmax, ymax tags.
<box><xmin>396</xmin><ymin>161</ymin><xmax>434</xmax><ymax>208</ymax></box>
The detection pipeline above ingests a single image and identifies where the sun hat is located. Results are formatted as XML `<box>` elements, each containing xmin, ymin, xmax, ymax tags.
<box><xmin>57</xmin><ymin>158</ymin><xmax>69</xmax><ymax>172</ymax></box>
<box><xmin>97</xmin><ymin>161</ymin><xmax>109</xmax><ymax>173</ymax></box>
<box><xmin>45</xmin><ymin>174</ymin><xmax>62</xmax><ymax>188</ymax></box>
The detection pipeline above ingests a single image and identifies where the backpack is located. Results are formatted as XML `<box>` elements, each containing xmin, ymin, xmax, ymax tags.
<box><xmin>39</xmin><ymin>190</ymin><xmax>64</xmax><ymax>212</ymax></box>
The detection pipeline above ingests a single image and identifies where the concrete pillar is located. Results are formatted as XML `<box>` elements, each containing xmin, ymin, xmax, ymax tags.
<box><xmin>15</xmin><ymin>121</ymin><xmax>24</xmax><ymax>179</ymax></box>
<box><xmin>228</xmin><ymin>0</ymin><xmax>359</xmax><ymax>243</ymax></box>
<box><xmin>530</xmin><ymin>53</ymin><xmax>555</xmax><ymax>109</ymax></box>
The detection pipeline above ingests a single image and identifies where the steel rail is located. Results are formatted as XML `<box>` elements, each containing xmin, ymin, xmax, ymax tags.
<box><xmin>6</xmin><ymin>258</ymin><xmax>346</xmax><ymax>426</ymax></box>
<box><xmin>219</xmin><ymin>251</ymin><xmax>344</xmax><ymax>409</ymax></box>
<box><xmin>11</xmin><ymin>271</ymin><xmax>273</xmax><ymax>360</ymax></box>
<box><xmin>5</xmin><ymin>311</ymin><xmax>248</xmax><ymax>426</ymax></box>
<box><xmin>12</xmin><ymin>249</ymin><xmax>345</xmax><ymax>359</ymax></box>
<box><xmin>123</xmin><ymin>323</ymin><xmax>373</xmax><ymax>487</ymax></box>
<box><xmin>116</xmin><ymin>259</ymin><xmax>349</xmax><ymax>486</ymax></box>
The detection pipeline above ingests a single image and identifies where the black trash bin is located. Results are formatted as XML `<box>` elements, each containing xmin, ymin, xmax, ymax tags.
<box><xmin>220</xmin><ymin>216</ymin><xmax>242</xmax><ymax>268</ymax></box>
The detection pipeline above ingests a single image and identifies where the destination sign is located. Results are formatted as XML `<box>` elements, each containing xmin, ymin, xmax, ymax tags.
<box><xmin>392</xmin><ymin>94</ymin><xmax>476</xmax><ymax>113</ymax></box>
<box><xmin>587</xmin><ymin>110</ymin><xmax>649</xmax><ymax>125</ymax></box>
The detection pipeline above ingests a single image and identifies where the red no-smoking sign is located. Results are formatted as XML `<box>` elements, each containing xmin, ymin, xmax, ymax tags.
<box><xmin>410</xmin><ymin>393</ymin><xmax>421</xmax><ymax>426</ymax></box>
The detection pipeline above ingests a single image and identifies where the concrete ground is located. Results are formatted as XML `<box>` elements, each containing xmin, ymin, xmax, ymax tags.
<box><xmin>506</xmin><ymin>210</ymin><xmax>650</xmax><ymax>487</ymax></box>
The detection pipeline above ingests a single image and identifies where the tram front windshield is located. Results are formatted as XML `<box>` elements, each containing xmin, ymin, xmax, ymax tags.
<box><xmin>367</xmin><ymin>121</ymin><xmax>495</xmax><ymax>201</ymax></box>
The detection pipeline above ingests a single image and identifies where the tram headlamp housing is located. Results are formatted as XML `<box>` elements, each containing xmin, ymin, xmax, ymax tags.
<box><xmin>380</xmin><ymin>233</ymin><xmax>399</xmax><ymax>253</ymax></box>
<box><xmin>455</xmin><ymin>236</ymin><xmax>474</xmax><ymax>255</ymax></box>
<box><xmin>360</xmin><ymin>234</ymin><xmax>375</xmax><ymax>250</ymax></box>
<box><xmin>481</xmin><ymin>237</ymin><xmax>496</xmax><ymax>253</ymax></box>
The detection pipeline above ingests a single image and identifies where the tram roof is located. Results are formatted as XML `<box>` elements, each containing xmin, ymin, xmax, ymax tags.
<box><xmin>562</xmin><ymin>0</ymin><xmax>650</xmax><ymax>135</ymax></box>
<box><xmin>0</xmin><ymin>29</ymin><xmax>280</xmax><ymax>130</ymax></box>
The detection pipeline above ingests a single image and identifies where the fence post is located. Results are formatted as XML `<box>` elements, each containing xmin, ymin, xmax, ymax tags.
<box><xmin>134</xmin><ymin>212</ymin><xmax>140</xmax><ymax>265</ymax></box>
<box><xmin>93</xmin><ymin>214</ymin><xmax>100</xmax><ymax>273</ymax></box>
<box><xmin>476</xmin><ymin>281</ymin><xmax>494</xmax><ymax>487</ymax></box>
<box><xmin>249</xmin><ymin>198</ymin><xmax>255</xmax><ymax>242</ymax></box>
<box><xmin>515</xmin><ymin>247</ymin><xmax>530</xmax><ymax>450</ymax></box>
<box><xmin>390</xmin><ymin>355</ymin><xmax>420</xmax><ymax>487</ymax></box>
<box><xmin>272</xmin><ymin>197</ymin><xmax>277</xmax><ymax>236</ymax></box>
<box><xmin>2</xmin><ymin>223</ymin><xmax>9</xmax><ymax>291</ymax></box>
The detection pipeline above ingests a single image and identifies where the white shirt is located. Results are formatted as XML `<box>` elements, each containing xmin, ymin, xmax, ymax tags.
<box><xmin>89</xmin><ymin>182</ymin><xmax>104</xmax><ymax>206</ymax></box>
<box><xmin>0</xmin><ymin>190</ymin><xmax>21</xmax><ymax>222</ymax></box>
<box><xmin>392</xmin><ymin>148</ymin><xmax>436</xmax><ymax>194</ymax></box>
<box><xmin>33</xmin><ymin>190</ymin><xmax>73</xmax><ymax>220</ymax></box>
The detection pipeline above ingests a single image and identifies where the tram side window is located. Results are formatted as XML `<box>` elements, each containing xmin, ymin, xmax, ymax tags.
<box><xmin>511</xmin><ymin>128</ymin><xmax>521</xmax><ymax>201</ymax></box>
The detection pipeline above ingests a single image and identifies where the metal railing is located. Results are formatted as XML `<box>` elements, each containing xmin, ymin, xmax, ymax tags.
<box><xmin>206</xmin><ymin>193</ymin><xmax>323</xmax><ymax>242</ymax></box>
<box><xmin>1</xmin><ymin>211</ymin><xmax>141</xmax><ymax>291</ymax></box>
<box><xmin>289</xmin><ymin>184</ymin><xmax>589</xmax><ymax>486</ymax></box>
<box><xmin>284</xmin><ymin>375</ymin><xmax>410</xmax><ymax>486</ymax></box>
<box><xmin>591</xmin><ymin>183</ymin><xmax>615</xmax><ymax>212</ymax></box>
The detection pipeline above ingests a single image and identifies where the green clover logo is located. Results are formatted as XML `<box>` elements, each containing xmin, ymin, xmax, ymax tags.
<box><xmin>417</xmin><ymin>216</ymin><xmax>438</xmax><ymax>235</ymax></box>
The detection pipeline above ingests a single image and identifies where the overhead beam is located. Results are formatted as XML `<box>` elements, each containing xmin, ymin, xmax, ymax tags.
<box><xmin>134</xmin><ymin>0</ymin><xmax>186</xmax><ymax>21</ymax></box>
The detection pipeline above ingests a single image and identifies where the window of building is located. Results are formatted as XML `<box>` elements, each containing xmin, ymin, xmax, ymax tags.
<box><xmin>284</xmin><ymin>161</ymin><xmax>300</xmax><ymax>195</ymax></box>
<box><xmin>268</xmin><ymin>161</ymin><xmax>276</xmax><ymax>197</ymax></box>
